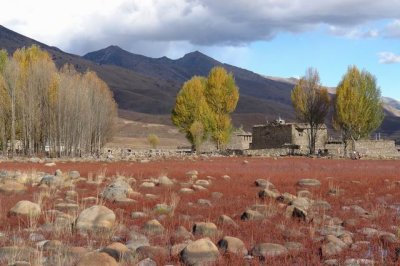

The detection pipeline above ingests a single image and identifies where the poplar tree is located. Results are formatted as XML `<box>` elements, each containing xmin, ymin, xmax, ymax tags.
<box><xmin>204</xmin><ymin>67</ymin><xmax>239</xmax><ymax>149</ymax></box>
<box><xmin>291</xmin><ymin>68</ymin><xmax>330</xmax><ymax>154</ymax></box>
<box><xmin>0</xmin><ymin>45</ymin><xmax>117</xmax><ymax>157</ymax></box>
<box><xmin>334</xmin><ymin>66</ymin><xmax>384</xmax><ymax>155</ymax></box>
<box><xmin>171</xmin><ymin>76</ymin><xmax>213</xmax><ymax>150</ymax></box>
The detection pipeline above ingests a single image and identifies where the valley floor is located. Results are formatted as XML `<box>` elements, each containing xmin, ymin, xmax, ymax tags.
<box><xmin>0</xmin><ymin>157</ymin><xmax>399</xmax><ymax>265</ymax></box>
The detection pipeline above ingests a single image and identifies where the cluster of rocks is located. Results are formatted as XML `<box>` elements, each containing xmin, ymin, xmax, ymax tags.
<box><xmin>1</xmin><ymin>165</ymin><xmax>400</xmax><ymax>265</ymax></box>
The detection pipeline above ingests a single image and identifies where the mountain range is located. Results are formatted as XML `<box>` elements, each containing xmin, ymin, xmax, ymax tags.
<box><xmin>1</xmin><ymin>25</ymin><xmax>400</xmax><ymax>141</ymax></box>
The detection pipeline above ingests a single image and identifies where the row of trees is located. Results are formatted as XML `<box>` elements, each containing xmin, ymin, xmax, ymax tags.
<box><xmin>171</xmin><ymin>67</ymin><xmax>239</xmax><ymax>151</ymax></box>
<box><xmin>0</xmin><ymin>45</ymin><xmax>117</xmax><ymax>157</ymax></box>
<box><xmin>292</xmin><ymin>66</ymin><xmax>384</xmax><ymax>155</ymax></box>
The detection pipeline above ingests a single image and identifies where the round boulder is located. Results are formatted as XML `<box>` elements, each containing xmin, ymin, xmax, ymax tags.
<box><xmin>9</xmin><ymin>200</ymin><xmax>41</xmax><ymax>217</ymax></box>
<box><xmin>192</xmin><ymin>222</ymin><xmax>218</xmax><ymax>237</ymax></box>
<box><xmin>180</xmin><ymin>238</ymin><xmax>219</xmax><ymax>265</ymax></box>
<box><xmin>75</xmin><ymin>205</ymin><xmax>115</xmax><ymax>232</ymax></box>
<box><xmin>77</xmin><ymin>252</ymin><xmax>118</xmax><ymax>266</ymax></box>
<box><xmin>217</xmin><ymin>236</ymin><xmax>248</xmax><ymax>255</ymax></box>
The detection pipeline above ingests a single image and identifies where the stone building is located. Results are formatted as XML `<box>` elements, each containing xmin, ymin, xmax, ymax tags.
<box><xmin>250</xmin><ymin>119</ymin><xmax>328</xmax><ymax>153</ymax></box>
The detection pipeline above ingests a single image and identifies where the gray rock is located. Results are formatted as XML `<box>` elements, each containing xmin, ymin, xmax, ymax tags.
<box><xmin>179</xmin><ymin>188</ymin><xmax>194</xmax><ymax>194</ymax></box>
<box><xmin>258</xmin><ymin>189</ymin><xmax>280</xmax><ymax>200</ymax></box>
<box><xmin>180</xmin><ymin>238</ymin><xmax>219</xmax><ymax>265</ymax></box>
<box><xmin>9</xmin><ymin>200</ymin><xmax>41</xmax><ymax>217</ymax></box>
<box><xmin>102</xmin><ymin>179</ymin><xmax>133</xmax><ymax>201</ymax></box>
<box><xmin>126</xmin><ymin>231</ymin><xmax>149</xmax><ymax>251</ymax></box>
<box><xmin>197</xmin><ymin>199</ymin><xmax>212</xmax><ymax>207</ymax></box>
<box><xmin>136</xmin><ymin>246</ymin><xmax>168</xmax><ymax>260</ymax></box>
<box><xmin>158</xmin><ymin>175</ymin><xmax>174</xmax><ymax>186</ymax></box>
<box><xmin>192</xmin><ymin>222</ymin><xmax>218</xmax><ymax>237</ymax></box>
<box><xmin>153</xmin><ymin>203</ymin><xmax>173</xmax><ymax>215</ymax></box>
<box><xmin>140</xmin><ymin>182</ymin><xmax>155</xmax><ymax>188</ymax></box>
<box><xmin>297</xmin><ymin>178</ymin><xmax>321</xmax><ymax>187</ymax></box>
<box><xmin>69</xmin><ymin>171</ymin><xmax>80</xmax><ymax>179</ymax></box>
<box><xmin>171</xmin><ymin>226</ymin><xmax>193</xmax><ymax>242</ymax></box>
<box><xmin>40</xmin><ymin>174</ymin><xmax>64</xmax><ymax>187</ymax></box>
<box><xmin>217</xmin><ymin>215</ymin><xmax>239</xmax><ymax>228</ymax></box>
<box><xmin>137</xmin><ymin>258</ymin><xmax>157</xmax><ymax>266</ymax></box>
<box><xmin>142</xmin><ymin>219</ymin><xmax>164</xmax><ymax>235</ymax></box>
<box><xmin>255</xmin><ymin>179</ymin><xmax>275</xmax><ymax>189</ymax></box>
<box><xmin>241</xmin><ymin>209</ymin><xmax>264</xmax><ymax>221</ymax></box>
<box><xmin>250</xmin><ymin>243</ymin><xmax>288</xmax><ymax>258</ymax></box>
<box><xmin>75</xmin><ymin>205</ymin><xmax>115</xmax><ymax>232</ymax></box>
<box><xmin>320</xmin><ymin>235</ymin><xmax>347</xmax><ymax>257</ymax></box>
<box><xmin>217</xmin><ymin>236</ymin><xmax>248</xmax><ymax>255</ymax></box>
<box><xmin>284</xmin><ymin>242</ymin><xmax>304</xmax><ymax>252</ymax></box>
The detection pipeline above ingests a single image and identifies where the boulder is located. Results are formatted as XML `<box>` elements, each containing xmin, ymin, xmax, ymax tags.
<box><xmin>0</xmin><ymin>180</ymin><xmax>26</xmax><ymax>194</ymax></box>
<box><xmin>250</xmin><ymin>243</ymin><xmax>288</xmax><ymax>258</ymax></box>
<box><xmin>180</xmin><ymin>238</ymin><xmax>219</xmax><ymax>265</ymax></box>
<box><xmin>137</xmin><ymin>258</ymin><xmax>157</xmax><ymax>266</ymax></box>
<box><xmin>77</xmin><ymin>252</ymin><xmax>118</xmax><ymax>266</ymax></box>
<box><xmin>217</xmin><ymin>236</ymin><xmax>248</xmax><ymax>255</ymax></box>
<box><xmin>217</xmin><ymin>215</ymin><xmax>239</xmax><ymax>228</ymax></box>
<box><xmin>126</xmin><ymin>231</ymin><xmax>149</xmax><ymax>251</ymax></box>
<box><xmin>140</xmin><ymin>182</ymin><xmax>155</xmax><ymax>188</ymax></box>
<box><xmin>9</xmin><ymin>200</ymin><xmax>41</xmax><ymax>217</ymax></box>
<box><xmin>158</xmin><ymin>175</ymin><xmax>174</xmax><ymax>186</ymax></box>
<box><xmin>40</xmin><ymin>174</ymin><xmax>64</xmax><ymax>187</ymax></box>
<box><xmin>153</xmin><ymin>203</ymin><xmax>173</xmax><ymax>215</ymax></box>
<box><xmin>171</xmin><ymin>226</ymin><xmax>193</xmax><ymax>243</ymax></box>
<box><xmin>192</xmin><ymin>222</ymin><xmax>218</xmax><ymax>237</ymax></box>
<box><xmin>241</xmin><ymin>209</ymin><xmax>264</xmax><ymax>221</ymax></box>
<box><xmin>69</xmin><ymin>171</ymin><xmax>80</xmax><ymax>179</ymax></box>
<box><xmin>142</xmin><ymin>219</ymin><xmax>164</xmax><ymax>235</ymax></box>
<box><xmin>75</xmin><ymin>205</ymin><xmax>115</xmax><ymax>232</ymax></box>
<box><xmin>195</xmin><ymin>180</ymin><xmax>210</xmax><ymax>187</ymax></box>
<box><xmin>136</xmin><ymin>246</ymin><xmax>168</xmax><ymax>260</ymax></box>
<box><xmin>258</xmin><ymin>189</ymin><xmax>280</xmax><ymax>200</ymax></box>
<box><xmin>102</xmin><ymin>179</ymin><xmax>133</xmax><ymax>201</ymax></box>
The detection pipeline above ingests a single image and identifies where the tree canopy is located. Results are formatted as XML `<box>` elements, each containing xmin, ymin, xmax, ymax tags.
<box><xmin>291</xmin><ymin>68</ymin><xmax>330</xmax><ymax>154</ymax></box>
<box><xmin>171</xmin><ymin>67</ymin><xmax>239</xmax><ymax>151</ymax></box>
<box><xmin>0</xmin><ymin>45</ymin><xmax>117</xmax><ymax>157</ymax></box>
<box><xmin>334</xmin><ymin>66</ymin><xmax>384</xmax><ymax>152</ymax></box>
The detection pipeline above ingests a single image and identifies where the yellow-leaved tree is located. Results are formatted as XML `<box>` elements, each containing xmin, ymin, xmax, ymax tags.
<box><xmin>291</xmin><ymin>68</ymin><xmax>330</xmax><ymax>154</ymax></box>
<box><xmin>204</xmin><ymin>67</ymin><xmax>239</xmax><ymax>150</ymax></box>
<box><xmin>172</xmin><ymin>67</ymin><xmax>239</xmax><ymax>151</ymax></box>
<box><xmin>171</xmin><ymin>76</ymin><xmax>214</xmax><ymax>151</ymax></box>
<box><xmin>334</xmin><ymin>66</ymin><xmax>384</xmax><ymax>155</ymax></box>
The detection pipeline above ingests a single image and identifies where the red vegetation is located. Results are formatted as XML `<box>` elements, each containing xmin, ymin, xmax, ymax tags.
<box><xmin>0</xmin><ymin>157</ymin><xmax>400</xmax><ymax>265</ymax></box>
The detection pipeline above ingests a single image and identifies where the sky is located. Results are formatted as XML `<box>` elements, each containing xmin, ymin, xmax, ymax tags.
<box><xmin>1</xmin><ymin>0</ymin><xmax>399</xmax><ymax>99</ymax></box>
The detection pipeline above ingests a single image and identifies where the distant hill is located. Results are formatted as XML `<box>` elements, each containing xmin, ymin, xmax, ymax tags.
<box><xmin>1</xmin><ymin>25</ymin><xmax>400</xmax><ymax>140</ymax></box>
<box><xmin>84</xmin><ymin>45</ymin><xmax>296</xmax><ymax>118</ymax></box>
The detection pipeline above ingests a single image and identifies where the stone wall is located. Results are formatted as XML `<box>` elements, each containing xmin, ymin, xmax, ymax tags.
<box><xmin>326</xmin><ymin>140</ymin><xmax>400</xmax><ymax>158</ymax></box>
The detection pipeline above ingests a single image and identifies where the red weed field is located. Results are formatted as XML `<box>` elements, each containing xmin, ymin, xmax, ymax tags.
<box><xmin>0</xmin><ymin>157</ymin><xmax>399</xmax><ymax>265</ymax></box>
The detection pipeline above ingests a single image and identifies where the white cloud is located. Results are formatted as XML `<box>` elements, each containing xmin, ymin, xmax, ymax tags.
<box><xmin>378</xmin><ymin>52</ymin><xmax>400</xmax><ymax>64</ymax></box>
<box><xmin>328</xmin><ymin>25</ymin><xmax>378</xmax><ymax>39</ymax></box>
<box><xmin>1</xmin><ymin>0</ymin><xmax>400</xmax><ymax>55</ymax></box>
<box><xmin>382</xmin><ymin>19</ymin><xmax>400</xmax><ymax>38</ymax></box>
